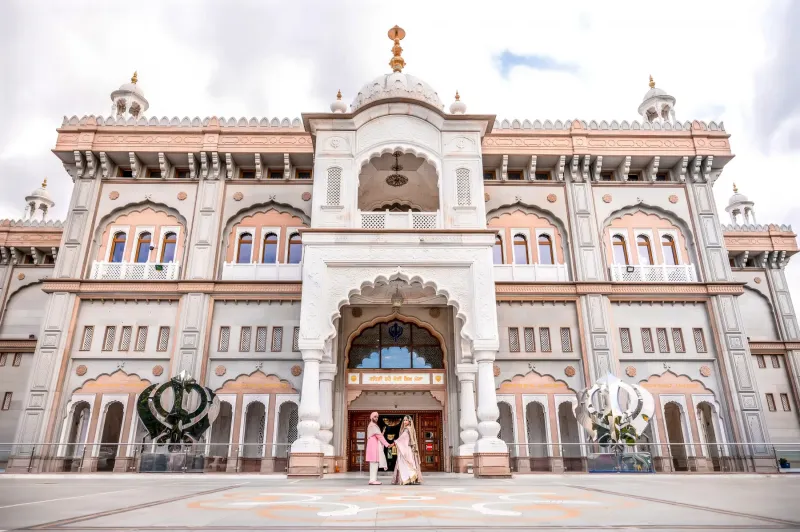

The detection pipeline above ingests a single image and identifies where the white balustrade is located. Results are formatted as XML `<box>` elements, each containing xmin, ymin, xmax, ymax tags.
<box><xmin>221</xmin><ymin>262</ymin><xmax>302</xmax><ymax>281</ymax></box>
<box><xmin>493</xmin><ymin>263</ymin><xmax>569</xmax><ymax>282</ymax></box>
<box><xmin>358</xmin><ymin>210</ymin><xmax>440</xmax><ymax>229</ymax></box>
<box><xmin>609</xmin><ymin>263</ymin><xmax>697</xmax><ymax>282</ymax></box>
<box><xmin>90</xmin><ymin>261</ymin><xmax>180</xmax><ymax>281</ymax></box>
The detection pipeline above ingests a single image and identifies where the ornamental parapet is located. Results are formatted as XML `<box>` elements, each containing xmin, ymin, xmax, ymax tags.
<box><xmin>494</xmin><ymin>281</ymin><xmax>745</xmax><ymax>300</ymax></box>
<box><xmin>723</xmin><ymin>223</ymin><xmax>798</xmax><ymax>267</ymax></box>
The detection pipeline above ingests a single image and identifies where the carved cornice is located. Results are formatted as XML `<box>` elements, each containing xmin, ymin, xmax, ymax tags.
<box><xmin>41</xmin><ymin>280</ymin><xmax>302</xmax><ymax>299</ymax></box>
<box><xmin>0</xmin><ymin>339</ymin><xmax>37</xmax><ymax>352</ymax></box>
<box><xmin>748</xmin><ymin>341</ymin><xmax>800</xmax><ymax>353</ymax></box>
<box><xmin>723</xmin><ymin>230</ymin><xmax>798</xmax><ymax>253</ymax></box>
<box><xmin>495</xmin><ymin>282</ymin><xmax>745</xmax><ymax>299</ymax></box>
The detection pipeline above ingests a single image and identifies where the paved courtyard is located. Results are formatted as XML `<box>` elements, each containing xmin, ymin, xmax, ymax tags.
<box><xmin>0</xmin><ymin>472</ymin><xmax>798</xmax><ymax>531</ymax></box>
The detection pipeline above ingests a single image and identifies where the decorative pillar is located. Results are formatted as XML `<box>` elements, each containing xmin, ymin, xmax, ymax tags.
<box><xmin>317</xmin><ymin>363</ymin><xmax>336</xmax><ymax>473</ymax></box>
<box><xmin>472</xmin><ymin>350</ymin><xmax>510</xmax><ymax>477</ymax></box>
<box><xmin>288</xmin><ymin>349</ymin><xmax>324</xmax><ymax>477</ymax></box>
<box><xmin>455</xmin><ymin>364</ymin><xmax>479</xmax><ymax>473</ymax></box>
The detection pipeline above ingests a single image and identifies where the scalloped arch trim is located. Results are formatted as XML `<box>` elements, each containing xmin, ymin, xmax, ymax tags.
<box><xmin>73</xmin><ymin>369</ymin><xmax>151</xmax><ymax>395</ymax></box>
<box><xmin>215</xmin><ymin>370</ymin><xmax>297</xmax><ymax>393</ymax></box>
<box><xmin>497</xmin><ymin>369</ymin><xmax>575</xmax><ymax>394</ymax></box>
<box><xmin>638</xmin><ymin>370</ymin><xmax>712</xmax><ymax>394</ymax></box>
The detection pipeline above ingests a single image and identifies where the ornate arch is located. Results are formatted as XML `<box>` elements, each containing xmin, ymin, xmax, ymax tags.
<box><xmin>637</xmin><ymin>370</ymin><xmax>713</xmax><ymax>394</ymax></box>
<box><xmin>72</xmin><ymin>369</ymin><xmax>152</xmax><ymax>396</ymax></box>
<box><xmin>215</xmin><ymin>370</ymin><xmax>297</xmax><ymax>394</ymax></box>
<box><xmin>487</xmin><ymin>202</ymin><xmax>572</xmax><ymax>271</ymax></box>
<box><xmin>497</xmin><ymin>369</ymin><xmax>577</xmax><ymax>394</ymax></box>
<box><xmin>355</xmin><ymin>144</ymin><xmax>442</xmax><ymax>183</ymax></box>
<box><xmin>223</xmin><ymin>200</ymin><xmax>311</xmax><ymax>231</ymax></box>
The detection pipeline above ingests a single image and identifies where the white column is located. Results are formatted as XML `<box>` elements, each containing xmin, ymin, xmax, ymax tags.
<box><xmin>457</xmin><ymin>364</ymin><xmax>479</xmax><ymax>456</ymax></box>
<box><xmin>473</xmin><ymin>350</ymin><xmax>507</xmax><ymax>453</ymax></box>
<box><xmin>317</xmin><ymin>363</ymin><xmax>336</xmax><ymax>456</ymax></box>
<box><xmin>291</xmin><ymin>349</ymin><xmax>323</xmax><ymax>453</ymax></box>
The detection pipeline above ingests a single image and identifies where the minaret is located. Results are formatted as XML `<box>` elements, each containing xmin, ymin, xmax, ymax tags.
<box><xmin>725</xmin><ymin>183</ymin><xmax>757</xmax><ymax>225</ymax></box>
<box><xmin>637</xmin><ymin>75</ymin><xmax>676</xmax><ymax>124</ymax></box>
<box><xmin>110</xmin><ymin>71</ymin><xmax>150</xmax><ymax>119</ymax></box>
<box><xmin>23</xmin><ymin>178</ymin><xmax>55</xmax><ymax>222</ymax></box>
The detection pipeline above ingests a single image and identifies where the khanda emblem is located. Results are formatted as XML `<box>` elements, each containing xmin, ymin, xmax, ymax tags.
<box><xmin>136</xmin><ymin>370</ymin><xmax>220</xmax><ymax>446</ymax></box>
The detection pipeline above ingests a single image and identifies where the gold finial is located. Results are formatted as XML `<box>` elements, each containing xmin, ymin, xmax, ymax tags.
<box><xmin>131</xmin><ymin>71</ymin><xmax>138</xmax><ymax>84</ymax></box>
<box><xmin>388</xmin><ymin>25</ymin><xmax>406</xmax><ymax>73</ymax></box>
<box><xmin>733</xmin><ymin>183</ymin><xmax>738</xmax><ymax>193</ymax></box>
<box><xmin>41</xmin><ymin>178</ymin><xmax>47</xmax><ymax>189</ymax></box>
<box><xmin>336</xmin><ymin>89</ymin><xmax>342</xmax><ymax>100</ymax></box>
<box><xmin>455</xmin><ymin>90</ymin><xmax>460</xmax><ymax>101</ymax></box>
<box><xmin>649</xmin><ymin>75</ymin><xmax>655</xmax><ymax>89</ymax></box>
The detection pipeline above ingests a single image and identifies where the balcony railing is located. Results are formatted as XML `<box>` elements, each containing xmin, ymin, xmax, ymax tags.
<box><xmin>221</xmin><ymin>262</ymin><xmax>302</xmax><ymax>281</ymax></box>
<box><xmin>358</xmin><ymin>210</ymin><xmax>440</xmax><ymax>230</ymax></box>
<box><xmin>90</xmin><ymin>261</ymin><xmax>180</xmax><ymax>281</ymax></box>
<box><xmin>609</xmin><ymin>264</ymin><xmax>697</xmax><ymax>283</ymax></box>
<box><xmin>493</xmin><ymin>263</ymin><xmax>569</xmax><ymax>282</ymax></box>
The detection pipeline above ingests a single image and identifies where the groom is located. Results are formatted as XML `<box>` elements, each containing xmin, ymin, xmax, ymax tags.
<box><xmin>366</xmin><ymin>411</ymin><xmax>392</xmax><ymax>485</ymax></box>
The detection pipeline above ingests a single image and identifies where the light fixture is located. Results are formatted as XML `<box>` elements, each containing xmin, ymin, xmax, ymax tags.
<box><xmin>385</xmin><ymin>151</ymin><xmax>408</xmax><ymax>187</ymax></box>
<box><xmin>626</xmin><ymin>266</ymin><xmax>636</xmax><ymax>273</ymax></box>
<box><xmin>391</xmin><ymin>284</ymin><xmax>404</xmax><ymax>310</ymax></box>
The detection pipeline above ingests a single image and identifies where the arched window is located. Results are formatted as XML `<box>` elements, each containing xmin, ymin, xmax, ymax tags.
<box><xmin>262</xmin><ymin>233</ymin><xmax>278</xmax><ymax>263</ymax></box>
<box><xmin>160</xmin><ymin>232</ymin><xmax>177</xmax><ymax>263</ymax></box>
<box><xmin>287</xmin><ymin>233</ymin><xmax>302</xmax><ymax>264</ymax></box>
<box><xmin>661</xmin><ymin>234</ymin><xmax>678</xmax><ymax>266</ymax></box>
<box><xmin>612</xmin><ymin>235</ymin><xmax>628</xmax><ymax>265</ymax></box>
<box><xmin>109</xmin><ymin>232</ymin><xmax>126</xmax><ymax>263</ymax></box>
<box><xmin>513</xmin><ymin>234</ymin><xmax>529</xmax><ymax>265</ymax></box>
<box><xmin>637</xmin><ymin>235</ymin><xmax>653</xmax><ymax>265</ymax></box>
<box><xmin>135</xmin><ymin>232</ymin><xmax>151</xmax><ymax>263</ymax></box>
<box><xmin>237</xmin><ymin>233</ymin><xmax>253</xmax><ymax>264</ymax></box>
<box><xmin>493</xmin><ymin>235</ymin><xmax>504</xmax><ymax>265</ymax></box>
<box><xmin>537</xmin><ymin>234</ymin><xmax>554</xmax><ymax>265</ymax></box>
<box><xmin>348</xmin><ymin>321</ymin><xmax>444</xmax><ymax>369</ymax></box>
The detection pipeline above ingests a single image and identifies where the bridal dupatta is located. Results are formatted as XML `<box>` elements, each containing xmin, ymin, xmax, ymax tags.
<box><xmin>392</xmin><ymin>418</ymin><xmax>423</xmax><ymax>485</ymax></box>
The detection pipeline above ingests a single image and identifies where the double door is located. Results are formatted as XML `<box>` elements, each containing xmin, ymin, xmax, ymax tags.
<box><xmin>347</xmin><ymin>411</ymin><xmax>442</xmax><ymax>472</ymax></box>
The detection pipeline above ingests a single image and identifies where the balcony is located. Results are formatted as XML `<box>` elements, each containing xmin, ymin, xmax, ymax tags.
<box><xmin>493</xmin><ymin>263</ymin><xmax>569</xmax><ymax>282</ymax></box>
<box><xmin>358</xmin><ymin>210</ymin><xmax>440</xmax><ymax>230</ymax></box>
<box><xmin>221</xmin><ymin>262</ymin><xmax>302</xmax><ymax>281</ymax></box>
<box><xmin>609</xmin><ymin>264</ymin><xmax>697</xmax><ymax>283</ymax></box>
<box><xmin>90</xmin><ymin>261</ymin><xmax>180</xmax><ymax>281</ymax></box>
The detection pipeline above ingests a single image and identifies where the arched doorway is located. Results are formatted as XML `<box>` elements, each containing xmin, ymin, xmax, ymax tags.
<box><xmin>558</xmin><ymin>402</ymin><xmax>582</xmax><ymax>471</ymax></box>
<box><xmin>275</xmin><ymin>402</ymin><xmax>298</xmax><ymax>472</ymax></box>
<box><xmin>697</xmin><ymin>402</ymin><xmax>721</xmax><ymax>471</ymax></box>
<box><xmin>241</xmin><ymin>401</ymin><xmax>266</xmax><ymax>471</ymax></box>
<box><xmin>664</xmin><ymin>402</ymin><xmax>688</xmax><ymax>471</ymax></box>
<box><xmin>526</xmin><ymin>402</ymin><xmax>549</xmax><ymax>471</ymax></box>
<box><xmin>209</xmin><ymin>402</ymin><xmax>233</xmax><ymax>458</ymax></box>
<box><xmin>63</xmin><ymin>401</ymin><xmax>91</xmax><ymax>471</ymax></box>
<box><xmin>97</xmin><ymin>402</ymin><xmax>124</xmax><ymax>472</ymax></box>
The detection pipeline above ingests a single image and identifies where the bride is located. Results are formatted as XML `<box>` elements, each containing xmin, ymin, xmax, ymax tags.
<box><xmin>392</xmin><ymin>415</ymin><xmax>423</xmax><ymax>485</ymax></box>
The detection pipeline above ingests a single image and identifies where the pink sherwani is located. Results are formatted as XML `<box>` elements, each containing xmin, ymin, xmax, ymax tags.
<box><xmin>366</xmin><ymin>421</ymin><xmax>390</xmax><ymax>469</ymax></box>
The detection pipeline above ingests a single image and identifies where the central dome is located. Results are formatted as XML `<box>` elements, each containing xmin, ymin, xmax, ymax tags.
<box><xmin>351</xmin><ymin>72</ymin><xmax>444</xmax><ymax>113</ymax></box>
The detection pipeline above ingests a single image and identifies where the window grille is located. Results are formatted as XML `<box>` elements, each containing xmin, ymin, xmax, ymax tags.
<box><xmin>772</xmin><ymin>355</ymin><xmax>781</xmax><ymax>369</ymax></box>
<box><xmin>766</xmin><ymin>393</ymin><xmax>776</xmax><ymax>412</ymax></box>
<box><xmin>157</xmin><ymin>327</ymin><xmax>170</xmax><ymax>352</ymax></box>
<box><xmin>508</xmin><ymin>328</ymin><xmax>520</xmax><ymax>352</ymax></box>
<box><xmin>540</xmin><ymin>328</ymin><xmax>552</xmax><ymax>352</ymax></box>
<box><xmin>641</xmin><ymin>329</ymin><xmax>654</xmax><ymax>353</ymax></box>
<box><xmin>135</xmin><ymin>326</ymin><xmax>148</xmax><ymax>351</ymax></box>
<box><xmin>1</xmin><ymin>392</ymin><xmax>10</xmax><ymax>411</ymax></box>
<box><xmin>271</xmin><ymin>327</ymin><xmax>283</xmax><ymax>352</ymax></box>
<box><xmin>80</xmin><ymin>326</ymin><xmax>94</xmax><ymax>351</ymax></box>
<box><xmin>218</xmin><ymin>326</ymin><xmax>230</xmax><ymax>352</ymax></box>
<box><xmin>560</xmin><ymin>328</ymin><xmax>573</xmax><ymax>353</ymax></box>
<box><xmin>620</xmin><ymin>328</ymin><xmax>632</xmax><ymax>353</ymax></box>
<box><xmin>256</xmin><ymin>327</ymin><xmax>268</xmax><ymax>352</ymax></box>
<box><xmin>12</xmin><ymin>354</ymin><xmax>22</xmax><ymax>367</ymax></box>
<box><xmin>292</xmin><ymin>326</ymin><xmax>300</xmax><ymax>352</ymax></box>
<box><xmin>101</xmin><ymin>326</ymin><xmax>116</xmax><ymax>351</ymax></box>
<box><xmin>119</xmin><ymin>326</ymin><xmax>132</xmax><ymax>351</ymax></box>
<box><xmin>781</xmin><ymin>393</ymin><xmax>791</xmax><ymax>412</ymax></box>
<box><xmin>524</xmin><ymin>327</ymin><xmax>535</xmax><ymax>352</ymax></box>
<box><xmin>287</xmin><ymin>404</ymin><xmax>299</xmax><ymax>444</ymax></box>
<box><xmin>0</xmin><ymin>354</ymin><xmax>6</xmax><ymax>366</ymax></box>
<box><xmin>656</xmin><ymin>328</ymin><xmax>669</xmax><ymax>353</ymax></box>
<box><xmin>326</xmin><ymin>167</ymin><xmax>342</xmax><ymax>206</ymax></box>
<box><xmin>456</xmin><ymin>168</ymin><xmax>471</xmax><ymax>206</ymax></box>
<box><xmin>239</xmin><ymin>326</ymin><xmax>251</xmax><ymax>352</ymax></box>
<box><xmin>756</xmin><ymin>355</ymin><xmax>766</xmax><ymax>368</ymax></box>
<box><xmin>672</xmin><ymin>329</ymin><xmax>685</xmax><ymax>353</ymax></box>
<box><xmin>693</xmin><ymin>328</ymin><xmax>707</xmax><ymax>353</ymax></box>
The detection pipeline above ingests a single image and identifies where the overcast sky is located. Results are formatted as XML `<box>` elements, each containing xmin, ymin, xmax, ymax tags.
<box><xmin>1</xmin><ymin>0</ymin><xmax>799</xmax><ymax>296</ymax></box>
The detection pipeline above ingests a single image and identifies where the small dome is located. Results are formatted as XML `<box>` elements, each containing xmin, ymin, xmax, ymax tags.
<box><xmin>642</xmin><ymin>86</ymin><xmax>668</xmax><ymax>101</ymax></box>
<box><xmin>113</xmin><ymin>71</ymin><xmax>145</xmax><ymax>98</ymax></box>
<box><xmin>351</xmin><ymin>72</ymin><xmax>444</xmax><ymax>113</ymax></box>
<box><xmin>26</xmin><ymin>179</ymin><xmax>52</xmax><ymax>202</ymax></box>
<box><xmin>330</xmin><ymin>90</ymin><xmax>348</xmax><ymax>113</ymax></box>
<box><xmin>728</xmin><ymin>184</ymin><xmax>751</xmax><ymax>207</ymax></box>
<box><xmin>449</xmin><ymin>91</ymin><xmax>466</xmax><ymax>115</ymax></box>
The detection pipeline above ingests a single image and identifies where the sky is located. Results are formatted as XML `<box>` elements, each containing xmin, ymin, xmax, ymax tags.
<box><xmin>1</xmin><ymin>0</ymin><xmax>799</xmax><ymax>296</ymax></box>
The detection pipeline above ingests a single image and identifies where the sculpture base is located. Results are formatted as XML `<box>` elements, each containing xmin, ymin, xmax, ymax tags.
<box><xmin>588</xmin><ymin>452</ymin><xmax>653</xmax><ymax>473</ymax></box>
<box><xmin>287</xmin><ymin>452</ymin><xmax>324</xmax><ymax>478</ymax></box>
<box><xmin>473</xmin><ymin>452</ymin><xmax>511</xmax><ymax>478</ymax></box>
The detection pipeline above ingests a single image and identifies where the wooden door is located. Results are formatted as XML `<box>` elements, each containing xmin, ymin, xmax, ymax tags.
<box><xmin>416</xmin><ymin>412</ymin><xmax>442</xmax><ymax>472</ymax></box>
<box><xmin>347</xmin><ymin>412</ymin><xmax>371</xmax><ymax>472</ymax></box>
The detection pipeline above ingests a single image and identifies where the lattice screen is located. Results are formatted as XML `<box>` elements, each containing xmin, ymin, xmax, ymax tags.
<box><xmin>693</xmin><ymin>328</ymin><xmax>707</xmax><ymax>353</ymax></box>
<box><xmin>508</xmin><ymin>328</ymin><xmax>520</xmax><ymax>352</ymax></box>
<box><xmin>539</xmin><ymin>327</ymin><xmax>552</xmax><ymax>352</ymax></box>
<box><xmin>287</xmin><ymin>404</ymin><xmax>299</xmax><ymax>445</ymax></box>
<box><xmin>772</xmin><ymin>355</ymin><xmax>781</xmax><ymax>368</ymax></box>
<box><xmin>135</xmin><ymin>326</ymin><xmax>148</xmax><ymax>351</ymax></box>
<box><xmin>672</xmin><ymin>328</ymin><xmax>685</xmax><ymax>353</ymax></box>
<box><xmin>80</xmin><ymin>326</ymin><xmax>94</xmax><ymax>351</ymax></box>
<box><xmin>102</xmin><ymin>326</ymin><xmax>116</xmax><ymax>351</ymax></box>
<box><xmin>641</xmin><ymin>328</ymin><xmax>654</xmax><ymax>353</ymax></box>
<box><xmin>360</xmin><ymin>213</ymin><xmax>386</xmax><ymax>229</ymax></box>
<box><xmin>256</xmin><ymin>327</ymin><xmax>267</xmax><ymax>352</ymax></box>
<box><xmin>292</xmin><ymin>327</ymin><xmax>300</xmax><ymax>352</ymax></box>
<box><xmin>524</xmin><ymin>327</ymin><xmax>535</xmax><ymax>352</ymax></box>
<box><xmin>560</xmin><ymin>328</ymin><xmax>573</xmax><ymax>353</ymax></box>
<box><xmin>766</xmin><ymin>394</ymin><xmax>776</xmax><ymax>411</ymax></box>
<box><xmin>656</xmin><ymin>328</ymin><xmax>669</xmax><ymax>353</ymax></box>
<box><xmin>119</xmin><ymin>326</ymin><xmax>132</xmax><ymax>351</ymax></box>
<box><xmin>326</xmin><ymin>167</ymin><xmax>342</xmax><ymax>206</ymax></box>
<box><xmin>271</xmin><ymin>327</ymin><xmax>283</xmax><ymax>352</ymax></box>
<box><xmin>239</xmin><ymin>326</ymin><xmax>251</xmax><ymax>352</ymax></box>
<box><xmin>620</xmin><ymin>328</ymin><xmax>632</xmax><ymax>353</ymax></box>
<box><xmin>412</xmin><ymin>213</ymin><xmax>437</xmax><ymax>229</ymax></box>
<box><xmin>756</xmin><ymin>355</ymin><xmax>766</xmax><ymax>368</ymax></box>
<box><xmin>781</xmin><ymin>393</ymin><xmax>791</xmax><ymax>412</ymax></box>
<box><xmin>157</xmin><ymin>327</ymin><xmax>170</xmax><ymax>352</ymax></box>
<box><xmin>456</xmin><ymin>168</ymin><xmax>471</xmax><ymax>206</ymax></box>
<box><xmin>218</xmin><ymin>326</ymin><xmax>230</xmax><ymax>352</ymax></box>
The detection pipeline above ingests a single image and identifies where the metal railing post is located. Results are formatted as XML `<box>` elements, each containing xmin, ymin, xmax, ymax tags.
<box><xmin>27</xmin><ymin>445</ymin><xmax>35</xmax><ymax>473</ymax></box>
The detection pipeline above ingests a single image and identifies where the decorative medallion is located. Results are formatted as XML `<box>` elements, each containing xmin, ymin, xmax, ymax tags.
<box><xmin>754</xmin><ymin>277</ymin><xmax>762</xmax><ymax>284</ymax></box>
<box><xmin>602</xmin><ymin>194</ymin><xmax>612</xmax><ymax>203</ymax></box>
<box><xmin>330</xmin><ymin>138</ymin><xmax>340</xmax><ymax>149</ymax></box>
<box><xmin>387</xmin><ymin>321</ymin><xmax>404</xmax><ymax>342</ymax></box>
<box><xmin>546</xmin><ymin>194</ymin><xmax>557</xmax><ymax>203</ymax></box>
<box><xmin>301</xmin><ymin>191</ymin><xmax>312</xmax><ymax>202</ymax></box>
<box><xmin>214</xmin><ymin>365</ymin><xmax>226</xmax><ymax>377</ymax></box>
<box><xmin>434</xmin><ymin>374</ymin><xmax>443</xmax><ymax>384</ymax></box>
<box><xmin>291</xmin><ymin>365</ymin><xmax>303</xmax><ymax>377</ymax></box>
<box><xmin>351</xmin><ymin>307</ymin><xmax>362</xmax><ymax>318</ymax></box>
<box><xmin>152</xmin><ymin>365</ymin><xmax>164</xmax><ymax>377</ymax></box>
<box><xmin>109</xmin><ymin>191</ymin><xmax>120</xmax><ymax>200</ymax></box>
<box><xmin>493</xmin><ymin>364</ymin><xmax>501</xmax><ymax>377</ymax></box>
<box><xmin>625</xmin><ymin>365</ymin><xmax>637</xmax><ymax>377</ymax></box>
<box><xmin>17</xmin><ymin>272</ymin><xmax>25</xmax><ymax>280</ymax></box>
<box><xmin>385</xmin><ymin>151</ymin><xmax>408</xmax><ymax>187</ymax></box>
<box><xmin>177</xmin><ymin>191</ymin><xmax>187</xmax><ymax>201</ymax></box>
<box><xmin>700</xmin><ymin>365</ymin><xmax>712</xmax><ymax>377</ymax></box>
<box><xmin>75</xmin><ymin>364</ymin><xmax>87</xmax><ymax>376</ymax></box>
<box><xmin>429</xmin><ymin>308</ymin><xmax>441</xmax><ymax>318</ymax></box>
<box><xmin>233</xmin><ymin>192</ymin><xmax>244</xmax><ymax>201</ymax></box>
<box><xmin>669</xmin><ymin>195</ymin><xmax>679</xmax><ymax>204</ymax></box>
<box><xmin>484</xmin><ymin>192</ymin><xmax>490</xmax><ymax>202</ymax></box>
<box><xmin>564</xmin><ymin>365</ymin><xmax>576</xmax><ymax>377</ymax></box>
